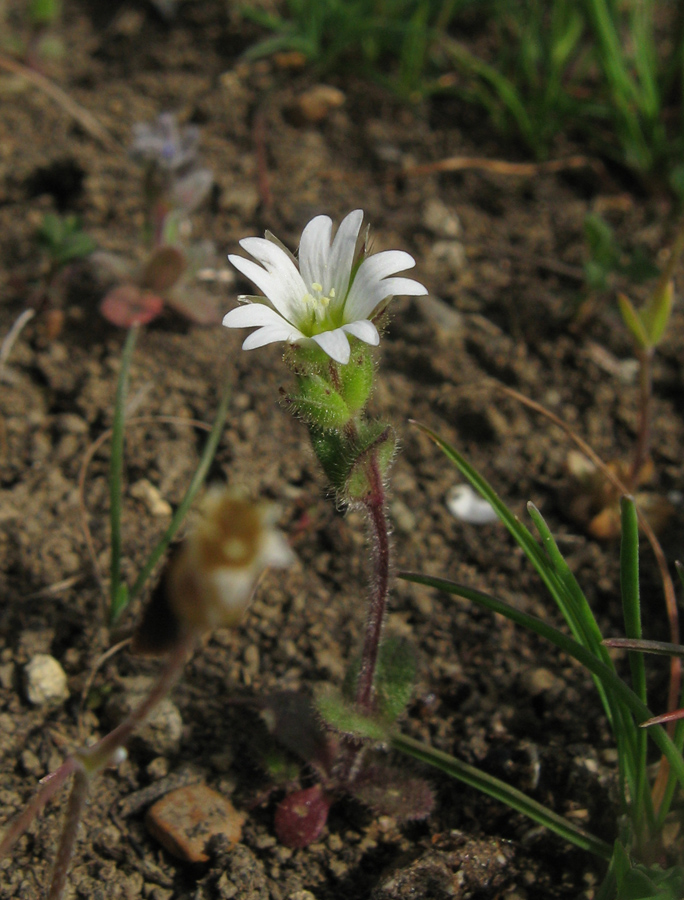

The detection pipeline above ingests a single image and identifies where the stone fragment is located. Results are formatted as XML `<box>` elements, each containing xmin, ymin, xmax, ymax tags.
<box><xmin>106</xmin><ymin>676</ymin><xmax>183</xmax><ymax>755</ymax></box>
<box><xmin>422</xmin><ymin>198</ymin><xmax>462</xmax><ymax>238</ymax></box>
<box><xmin>130</xmin><ymin>479</ymin><xmax>172</xmax><ymax>517</ymax></box>
<box><xmin>23</xmin><ymin>654</ymin><xmax>69</xmax><ymax>706</ymax></box>
<box><xmin>146</xmin><ymin>783</ymin><xmax>244</xmax><ymax>863</ymax></box>
<box><xmin>288</xmin><ymin>85</ymin><xmax>345</xmax><ymax>124</ymax></box>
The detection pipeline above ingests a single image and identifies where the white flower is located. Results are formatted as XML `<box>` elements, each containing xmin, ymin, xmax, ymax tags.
<box><xmin>223</xmin><ymin>209</ymin><xmax>428</xmax><ymax>365</ymax></box>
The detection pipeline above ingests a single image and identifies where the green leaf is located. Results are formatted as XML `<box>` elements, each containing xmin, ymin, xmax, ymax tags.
<box><xmin>640</xmin><ymin>280</ymin><xmax>673</xmax><ymax>348</ymax></box>
<box><xmin>374</xmin><ymin>636</ymin><xmax>416</xmax><ymax>722</ymax></box>
<box><xmin>618</xmin><ymin>293</ymin><xmax>650</xmax><ymax>349</ymax></box>
<box><xmin>315</xmin><ymin>688</ymin><xmax>389</xmax><ymax>741</ymax></box>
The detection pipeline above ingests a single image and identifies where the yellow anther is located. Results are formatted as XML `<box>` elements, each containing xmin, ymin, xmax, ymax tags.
<box><xmin>312</xmin><ymin>282</ymin><xmax>323</xmax><ymax>292</ymax></box>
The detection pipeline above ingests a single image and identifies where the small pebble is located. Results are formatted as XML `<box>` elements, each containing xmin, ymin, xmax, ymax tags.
<box><xmin>146</xmin><ymin>783</ymin><xmax>244</xmax><ymax>863</ymax></box>
<box><xmin>446</xmin><ymin>485</ymin><xmax>498</xmax><ymax>525</ymax></box>
<box><xmin>130</xmin><ymin>479</ymin><xmax>172</xmax><ymax>517</ymax></box>
<box><xmin>289</xmin><ymin>85</ymin><xmax>345</xmax><ymax>124</ymax></box>
<box><xmin>24</xmin><ymin>654</ymin><xmax>69</xmax><ymax>706</ymax></box>
<box><xmin>422</xmin><ymin>198</ymin><xmax>462</xmax><ymax>238</ymax></box>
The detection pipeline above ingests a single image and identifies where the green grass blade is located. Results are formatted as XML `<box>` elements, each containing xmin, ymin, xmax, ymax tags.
<box><xmin>619</xmin><ymin>496</ymin><xmax>654</xmax><ymax>836</ymax></box>
<box><xmin>397</xmin><ymin>570</ymin><xmax>684</xmax><ymax>793</ymax></box>
<box><xmin>108</xmin><ymin>324</ymin><xmax>140</xmax><ymax>624</ymax></box>
<box><xmin>391</xmin><ymin>732</ymin><xmax>612</xmax><ymax>860</ymax></box>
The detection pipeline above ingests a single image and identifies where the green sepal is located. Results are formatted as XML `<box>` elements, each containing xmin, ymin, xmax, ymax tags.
<box><xmin>309</xmin><ymin>427</ymin><xmax>350</xmax><ymax>492</ymax></box>
<box><xmin>346</xmin><ymin>422</ymin><xmax>396</xmax><ymax>501</ymax></box>
<box><xmin>284</xmin><ymin>342</ymin><xmax>330</xmax><ymax>375</ymax></box>
<box><xmin>288</xmin><ymin>374</ymin><xmax>351</xmax><ymax>430</ymax></box>
<box><xmin>338</xmin><ymin>344</ymin><xmax>374</xmax><ymax>413</ymax></box>
<box><xmin>374</xmin><ymin>636</ymin><xmax>416</xmax><ymax>723</ymax></box>
<box><xmin>315</xmin><ymin>688</ymin><xmax>390</xmax><ymax>741</ymax></box>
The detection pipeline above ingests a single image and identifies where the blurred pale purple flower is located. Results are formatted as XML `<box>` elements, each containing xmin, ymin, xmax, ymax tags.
<box><xmin>130</xmin><ymin>113</ymin><xmax>213</xmax><ymax>213</ymax></box>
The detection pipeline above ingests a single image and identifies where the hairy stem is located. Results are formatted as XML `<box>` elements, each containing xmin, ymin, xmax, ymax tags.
<box><xmin>355</xmin><ymin>452</ymin><xmax>391</xmax><ymax>712</ymax></box>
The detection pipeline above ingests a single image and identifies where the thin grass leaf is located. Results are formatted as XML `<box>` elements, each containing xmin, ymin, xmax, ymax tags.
<box><xmin>397</xmin><ymin>571</ymin><xmax>684</xmax><ymax>795</ymax></box>
<box><xmin>619</xmin><ymin>496</ymin><xmax>654</xmax><ymax>836</ymax></box>
<box><xmin>391</xmin><ymin>732</ymin><xmax>612</xmax><ymax>860</ymax></box>
<box><xmin>108</xmin><ymin>324</ymin><xmax>140</xmax><ymax>624</ymax></box>
<box><xmin>125</xmin><ymin>378</ymin><xmax>232</xmax><ymax>611</ymax></box>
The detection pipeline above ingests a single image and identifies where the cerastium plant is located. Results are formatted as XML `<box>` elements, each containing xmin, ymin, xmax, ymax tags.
<box><xmin>223</xmin><ymin>208</ymin><xmax>435</xmax><ymax>844</ymax></box>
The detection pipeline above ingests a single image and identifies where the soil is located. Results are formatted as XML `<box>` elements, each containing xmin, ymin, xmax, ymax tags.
<box><xmin>1</xmin><ymin>3</ymin><xmax>684</xmax><ymax>899</ymax></box>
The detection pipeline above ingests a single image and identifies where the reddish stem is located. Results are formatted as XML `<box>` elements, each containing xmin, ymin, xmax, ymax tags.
<box><xmin>355</xmin><ymin>453</ymin><xmax>391</xmax><ymax>712</ymax></box>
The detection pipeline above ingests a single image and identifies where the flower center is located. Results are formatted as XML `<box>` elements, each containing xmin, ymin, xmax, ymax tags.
<box><xmin>301</xmin><ymin>283</ymin><xmax>337</xmax><ymax>333</ymax></box>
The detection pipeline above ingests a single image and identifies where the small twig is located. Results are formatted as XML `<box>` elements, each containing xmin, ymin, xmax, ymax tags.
<box><xmin>0</xmin><ymin>53</ymin><xmax>118</xmax><ymax>151</ymax></box>
<box><xmin>403</xmin><ymin>154</ymin><xmax>606</xmax><ymax>179</ymax></box>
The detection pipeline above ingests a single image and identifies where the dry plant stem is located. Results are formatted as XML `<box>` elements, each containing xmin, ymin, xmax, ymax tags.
<box><xmin>0</xmin><ymin>757</ymin><xmax>78</xmax><ymax>864</ymax></box>
<box><xmin>355</xmin><ymin>453</ymin><xmax>391</xmax><ymax>713</ymax></box>
<box><xmin>0</xmin><ymin>631</ymin><xmax>195</xmax><ymax>890</ymax></box>
<box><xmin>628</xmin><ymin>347</ymin><xmax>653</xmax><ymax>491</ymax></box>
<box><xmin>48</xmin><ymin>768</ymin><xmax>88</xmax><ymax>900</ymax></box>
<box><xmin>496</xmin><ymin>383</ymin><xmax>681</xmax><ymax>810</ymax></box>
<box><xmin>403</xmin><ymin>154</ymin><xmax>605</xmax><ymax>179</ymax></box>
<box><xmin>0</xmin><ymin>308</ymin><xmax>35</xmax><ymax>382</ymax></box>
<box><xmin>81</xmin><ymin>629</ymin><xmax>195</xmax><ymax>772</ymax></box>
<box><xmin>0</xmin><ymin>54</ymin><xmax>118</xmax><ymax>150</ymax></box>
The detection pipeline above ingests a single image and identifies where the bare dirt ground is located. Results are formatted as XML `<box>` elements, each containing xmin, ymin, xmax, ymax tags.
<box><xmin>1</xmin><ymin>2</ymin><xmax>683</xmax><ymax>898</ymax></box>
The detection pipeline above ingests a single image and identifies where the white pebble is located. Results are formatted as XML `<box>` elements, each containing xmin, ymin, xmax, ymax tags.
<box><xmin>446</xmin><ymin>485</ymin><xmax>498</xmax><ymax>525</ymax></box>
<box><xmin>24</xmin><ymin>654</ymin><xmax>70</xmax><ymax>706</ymax></box>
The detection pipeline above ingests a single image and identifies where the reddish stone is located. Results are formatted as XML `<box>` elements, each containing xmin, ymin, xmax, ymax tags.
<box><xmin>146</xmin><ymin>783</ymin><xmax>244</xmax><ymax>863</ymax></box>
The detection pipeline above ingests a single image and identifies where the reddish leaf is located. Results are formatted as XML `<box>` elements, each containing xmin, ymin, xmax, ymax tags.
<box><xmin>100</xmin><ymin>284</ymin><xmax>164</xmax><ymax>327</ymax></box>
<box><xmin>274</xmin><ymin>785</ymin><xmax>331</xmax><ymax>849</ymax></box>
<box><xmin>140</xmin><ymin>246</ymin><xmax>187</xmax><ymax>293</ymax></box>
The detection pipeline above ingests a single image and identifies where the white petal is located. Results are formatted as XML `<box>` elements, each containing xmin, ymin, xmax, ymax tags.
<box><xmin>312</xmin><ymin>328</ymin><xmax>351</xmax><ymax>364</ymax></box>
<box><xmin>345</xmin><ymin>275</ymin><xmax>427</xmax><ymax>321</ymax></box>
<box><xmin>229</xmin><ymin>254</ymin><xmax>299</xmax><ymax>324</ymax></box>
<box><xmin>223</xmin><ymin>304</ymin><xmax>291</xmax><ymax>329</ymax></box>
<box><xmin>242</xmin><ymin>324</ymin><xmax>305</xmax><ymax>351</ymax></box>
<box><xmin>231</xmin><ymin>238</ymin><xmax>308</xmax><ymax>323</ymax></box>
<box><xmin>341</xmin><ymin>319</ymin><xmax>379</xmax><ymax>346</ymax></box>
<box><xmin>298</xmin><ymin>215</ymin><xmax>332</xmax><ymax>290</ymax></box>
<box><xmin>328</xmin><ymin>209</ymin><xmax>363</xmax><ymax>302</ymax></box>
<box><xmin>344</xmin><ymin>251</ymin><xmax>422</xmax><ymax>320</ymax></box>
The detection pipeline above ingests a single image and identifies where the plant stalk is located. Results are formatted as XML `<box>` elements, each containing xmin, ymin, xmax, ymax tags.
<box><xmin>355</xmin><ymin>451</ymin><xmax>391</xmax><ymax>712</ymax></box>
